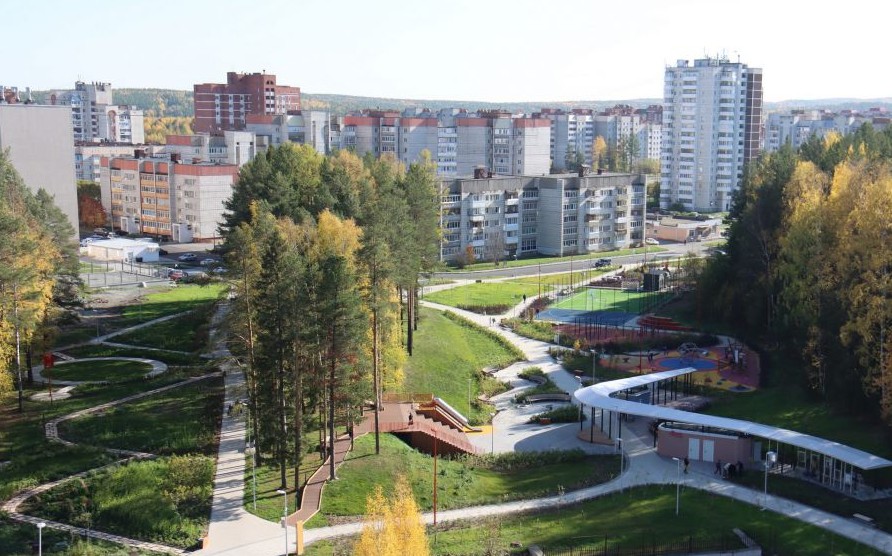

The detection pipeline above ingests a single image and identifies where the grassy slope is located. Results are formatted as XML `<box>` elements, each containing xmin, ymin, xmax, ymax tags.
<box><xmin>314</xmin><ymin>435</ymin><xmax>617</xmax><ymax>524</ymax></box>
<box><xmin>112</xmin><ymin>307</ymin><xmax>214</xmax><ymax>352</ymax></box>
<box><xmin>403</xmin><ymin>308</ymin><xmax>520</xmax><ymax>424</ymax></box>
<box><xmin>45</xmin><ymin>359</ymin><xmax>154</xmax><ymax>382</ymax></box>
<box><xmin>307</xmin><ymin>485</ymin><xmax>879</xmax><ymax>556</ymax></box>
<box><xmin>59</xmin><ymin>377</ymin><xmax>224</xmax><ymax>455</ymax></box>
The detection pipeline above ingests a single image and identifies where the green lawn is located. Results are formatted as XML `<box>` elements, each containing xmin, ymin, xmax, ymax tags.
<box><xmin>447</xmin><ymin>246</ymin><xmax>667</xmax><ymax>272</ymax></box>
<box><xmin>114</xmin><ymin>283</ymin><xmax>226</xmax><ymax>327</ymax></box>
<box><xmin>307</xmin><ymin>485</ymin><xmax>880</xmax><ymax>555</ymax></box>
<box><xmin>0</xmin><ymin>369</ymin><xmax>211</xmax><ymax>503</ymax></box>
<box><xmin>59</xmin><ymin>377</ymin><xmax>224</xmax><ymax>455</ymax></box>
<box><xmin>404</xmin><ymin>309</ymin><xmax>522</xmax><ymax>424</ymax></box>
<box><xmin>310</xmin><ymin>434</ymin><xmax>617</xmax><ymax>528</ymax></box>
<box><xmin>550</xmin><ymin>287</ymin><xmax>672</xmax><ymax>314</ymax></box>
<box><xmin>112</xmin><ymin>306</ymin><xmax>214</xmax><ymax>353</ymax></box>
<box><xmin>424</xmin><ymin>281</ymin><xmax>539</xmax><ymax>314</ymax></box>
<box><xmin>44</xmin><ymin>359</ymin><xmax>154</xmax><ymax>383</ymax></box>
<box><xmin>62</xmin><ymin>344</ymin><xmax>204</xmax><ymax>366</ymax></box>
<box><xmin>510</xmin><ymin>268</ymin><xmax>616</xmax><ymax>288</ymax></box>
<box><xmin>0</xmin><ymin>517</ymin><xmax>157</xmax><ymax>556</ymax></box>
<box><xmin>22</xmin><ymin>456</ymin><xmax>213</xmax><ymax>549</ymax></box>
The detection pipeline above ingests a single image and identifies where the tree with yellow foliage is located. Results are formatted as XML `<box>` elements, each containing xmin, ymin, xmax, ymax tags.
<box><xmin>354</xmin><ymin>476</ymin><xmax>429</xmax><ymax>556</ymax></box>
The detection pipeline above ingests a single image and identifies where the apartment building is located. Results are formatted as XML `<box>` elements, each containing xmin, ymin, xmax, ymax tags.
<box><xmin>193</xmin><ymin>72</ymin><xmax>301</xmax><ymax>134</ymax></box>
<box><xmin>535</xmin><ymin>108</ymin><xmax>594</xmax><ymax>171</ymax></box>
<box><xmin>45</xmin><ymin>81</ymin><xmax>144</xmax><ymax>144</ymax></box>
<box><xmin>661</xmin><ymin>56</ymin><xmax>763</xmax><ymax>212</ymax></box>
<box><xmin>164</xmin><ymin>131</ymin><xmax>256</xmax><ymax>167</ymax></box>
<box><xmin>75</xmin><ymin>143</ymin><xmax>165</xmax><ymax>183</ymax></box>
<box><xmin>99</xmin><ymin>153</ymin><xmax>238</xmax><ymax>242</ymax></box>
<box><xmin>245</xmin><ymin>111</ymin><xmax>331</xmax><ymax>154</ymax></box>
<box><xmin>439</xmin><ymin>171</ymin><xmax>647</xmax><ymax>262</ymax></box>
<box><xmin>763</xmin><ymin>109</ymin><xmax>891</xmax><ymax>153</ymax></box>
<box><xmin>341</xmin><ymin>108</ymin><xmax>551</xmax><ymax>177</ymax></box>
<box><xmin>0</xmin><ymin>104</ymin><xmax>79</xmax><ymax>233</ymax></box>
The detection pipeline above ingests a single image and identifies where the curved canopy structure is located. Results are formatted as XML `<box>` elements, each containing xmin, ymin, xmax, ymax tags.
<box><xmin>573</xmin><ymin>368</ymin><xmax>892</xmax><ymax>471</ymax></box>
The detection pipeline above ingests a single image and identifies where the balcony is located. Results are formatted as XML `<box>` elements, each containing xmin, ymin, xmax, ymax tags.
<box><xmin>504</xmin><ymin>222</ymin><xmax>519</xmax><ymax>232</ymax></box>
<box><xmin>586</xmin><ymin>203</ymin><xmax>613</xmax><ymax>216</ymax></box>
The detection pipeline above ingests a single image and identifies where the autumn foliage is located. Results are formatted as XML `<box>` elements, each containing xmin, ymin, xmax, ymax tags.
<box><xmin>354</xmin><ymin>476</ymin><xmax>430</xmax><ymax>556</ymax></box>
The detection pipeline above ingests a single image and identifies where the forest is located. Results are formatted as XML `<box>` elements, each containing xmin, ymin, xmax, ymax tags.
<box><xmin>700</xmin><ymin>124</ymin><xmax>892</xmax><ymax>427</ymax></box>
<box><xmin>222</xmin><ymin>145</ymin><xmax>440</xmax><ymax>490</ymax></box>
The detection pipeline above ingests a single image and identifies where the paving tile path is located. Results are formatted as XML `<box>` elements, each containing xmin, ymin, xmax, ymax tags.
<box><xmin>195</xmin><ymin>284</ymin><xmax>892</xmax><ymax>556</ymax></box>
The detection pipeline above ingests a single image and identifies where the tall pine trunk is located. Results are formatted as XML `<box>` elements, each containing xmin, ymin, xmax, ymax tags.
<box><xmin>328</xmin><ymin>352</ymin><xmax>337</xmax><ymax>481</ymax></box>
<box><xmin>278</xmin><ymin>359</ymin><xmax>287</xmax><ymax>490</ymax></box>
<box><xmin>372</xmin><ymin>308</ymin><xmax>381</xmax><ymax>454</ymax></box>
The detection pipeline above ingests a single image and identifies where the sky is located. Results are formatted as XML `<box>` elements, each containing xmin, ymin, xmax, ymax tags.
<box><xmin>4</xmin><ymin>0</ymin><xmax>891</xmax><ymax>103</ymax></box>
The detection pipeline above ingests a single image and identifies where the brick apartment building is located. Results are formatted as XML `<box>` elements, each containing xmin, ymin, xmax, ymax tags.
<box><xmin>193</xmin><ymin>72</ymin><xmax>301</xmax><ymax>134</ymax></box>
<box><xmin>99</xmin><ymin>153</ymin><xmax>238</xmax><ymax>242</ymax></box>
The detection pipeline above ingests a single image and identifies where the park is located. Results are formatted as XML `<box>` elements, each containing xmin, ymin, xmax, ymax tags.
<box><xmin>3</xmin><ymin>259</ymin><xmax>892</xmax><ymax>555</ymax></box>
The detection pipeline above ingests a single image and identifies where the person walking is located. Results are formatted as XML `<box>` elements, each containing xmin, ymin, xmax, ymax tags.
<box><xmin>683</xmin><ymin>456</ymin><xmax>689</xmax><ymax>474</ymax></box>
<box><xmin>715</xmin><ymin>459</ymin><xmax>722</xmax><ymax>475</ymax></box>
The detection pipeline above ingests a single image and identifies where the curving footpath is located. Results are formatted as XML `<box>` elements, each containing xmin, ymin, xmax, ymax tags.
<box><xmin>3</xmin><ymin>370</ymin><xmax>221</xmax><ymax>555</ymax></box>
<box><xmin>192</xmin><ymin>284</ymin><xmax>892</xmax><ymax>555</ymax></box>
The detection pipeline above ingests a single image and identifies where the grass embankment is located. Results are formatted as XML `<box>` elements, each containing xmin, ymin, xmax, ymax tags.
<box><xmin>0</xmin><ymin>367</ymin><xmax>212</xmax><ymax>501</ymax></box>
<box><xmin>59</xmin><ymin>377</ymin><xmax>223</xmax><ymax>455</ymax></box>
<box><xmin>403</xmin><ymin>308</ymin><xmax>522</xmax><ymax>424</ymax></box>
<box><xmin>447</xmin><ymin>246</ymin><xmax>667</xmax><ymax>272</ymax></box>
<box><xmin>112</xmin><ymin>305</ymin><xmax>215</xmax><ymax>353</ymax></box>
<box><xmin>310</xmin><ymin>434</ymin><xmax>616</xmax><ymax>528</ymax></box>
<box><xmin>424</xmin><ymin>281</ymin><xmax>539</xmax><ymax>314</ymax></box>
<box><xmin>503</xmin><ymin>318</ymin><xmax>555</xmax><ymax>342</ymax></box>
<box><xmin>0</xmin><ymin>518</ymin><xmax>156</xmax><ymax>556</ymax></box>
<box><xmin>307</xmin><ymin>485</ymin><xmax>880</xmax><ymax>555</ymax></box>
<box><xmin>44</xmin><ymin>359</ymin><xmax>154</xmax><ymax>383</ymax></box>
<box><xmin>54</xmin><ymin>283</ymin><xmax>225</xmax><ymax>350</ymax></box>
<box><xmin>22</xmin><ymin>456</ymin><xmax>214</xmax><ymax>549</ymax></box>
<box><xmin>62</xmin><ymin>344</ymin><xmax>203</xmax><ymax>366</ymax></box>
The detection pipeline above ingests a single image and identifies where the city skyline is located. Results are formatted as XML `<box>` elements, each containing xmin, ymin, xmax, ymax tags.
<box><xmin>4</xmin><ymin>0</ymin><xmax>891</xmax><ymax>103</ymax></box>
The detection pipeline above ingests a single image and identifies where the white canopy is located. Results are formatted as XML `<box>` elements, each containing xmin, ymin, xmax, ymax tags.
<box><xmin>573</xmin><ymin>368</ymin><xmax>892</xmax><ymax>471</ymax></box>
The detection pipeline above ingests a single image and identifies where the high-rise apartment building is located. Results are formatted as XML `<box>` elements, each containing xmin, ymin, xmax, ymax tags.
<box><xmin>46</xmin><ymin>81</ymin><xmax>144</xmax><ymax>144</ymax></box>
<box><xmin>245</xmin><ymin>111</ymin><xmax>332</xmax><ymax>155</ymax></box>
<box><xmin>661</xmin><ymin>56</ymin><xmax>762</xmax><ymax>211</ymax></box>
<box><xmin>193</xmin><ymin>72</ymin><xmax>301</xmax><ymax>134</ymax></box>
<box><xmin>439</xmin><ymin>171</ymin><xmax>647</xmax><ymax>262</ymax></box>
<box><xmin>0</xmin><ymin>104</ymin><xmax>79</xmax><ymax>233</ymax></box>
<box><xmin>340</xmin><ymin>108</ymin><xmax>550</xmax><ymax>177</ymax></box>
<box><xmin>99</xmin><ymin>153</ymin><xmax>238</xmax><ymax>242</ymax></box>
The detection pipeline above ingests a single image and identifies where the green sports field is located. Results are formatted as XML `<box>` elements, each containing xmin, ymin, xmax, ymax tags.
<box><xmin>550</xmin><ymin>287</ymin><xmax>671</xmax><ymax>314</ymax></box>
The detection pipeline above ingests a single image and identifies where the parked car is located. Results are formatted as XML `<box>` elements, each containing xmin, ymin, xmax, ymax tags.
<box><xmin>212</xmin><ymin>266</ymin><xmax>228</xmax><ymax>274</ymax></box>
<box><xmin>200</xmin><ymin>258</ymin><xmax>217</xmax><ymax>266</ymax></box>
<box><xmin>592</xmin><ymin>258</ymin><xmax>612</xmax><ymax>268</ymax></box>
<box><xmin>177</xmin><ymin>253</ymin><xmax>197</xmax><ymax>262</ymax></box>
<box><xmin>645</xmin><ymin>237</ymin><xmax>659</xmax><ymax>245</ymax></box>
<box><xmin>167</xmin><ymin>269</ymin><xmax>185</xmax><ymax>281</ymax></box>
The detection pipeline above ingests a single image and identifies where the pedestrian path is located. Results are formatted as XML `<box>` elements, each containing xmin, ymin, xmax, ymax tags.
<box><xmin>178</xmin><ymin>284</ymin><xmax>892</xmax><ymax>555</ymax></box>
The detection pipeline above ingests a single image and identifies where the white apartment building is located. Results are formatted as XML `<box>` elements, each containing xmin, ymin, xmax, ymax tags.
<box><xmin>245</xmin><ymin>111</ymin><xmax>331</xmax><ymax>154</ymax></box>
<box><xmin>661</xmin><ymin>56</ymin><xmax>763</xmax><ymax>212</ymax></box>
<box><xmin>763</xmin><ymin>110</ymin><xmax>890</xmax><ymax>153</ymax></box>
<box><xmin>340</xmin><ymin>109</ymin><xmax>551</xmax><ymax>177</ymax></box>
<box><xmin>46</xmin><ymin>82</ymin><xmax>145</xmax><ymax>144</ymax></box>
<box><xmin>537</xmin><ymin>109</ymin><xmax>595</xmax><ymax>171</ymax></box>
<box><xmin>439</xmin><ymin>172</ymin><xmax>647</xmax><ymax>262</ymax></box>
<box><xmin>164</xmin><ymin>131</ymin><xmax>256</xmax><ymax>167</ymax></box>
<box><xmin>0</xmin><ymin>104</ymin><xmax>79</xmax><ymax>233</ymax></box>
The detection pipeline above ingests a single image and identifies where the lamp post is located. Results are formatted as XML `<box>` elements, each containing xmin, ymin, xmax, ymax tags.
<box><xmin>616</xmin><ymin>437</ymin><xmax>624</xmax><ymax>493</ymax></box>
<box><xmin>37</xmin><ymin>522</ymin><xmax>45</xmax><ymax>556</ymax></box>
<box><xmin>245</xmin><ymin>444</ymin><xmax>257</xmax><ymax>511</ymax></box>
<box><xmin>762</xmin><ymin>451</ymin><xmax>777</xmax><ymax>509</ymax></box>
<box><xmin>490</xmin><ymin>411</ymin><xmax>496</xmax><ymax>454</ymax></box>
<box><xmin>672</xmin><ymin>457</ymin><xmax>681</xmax><ymax>516</ymax></box>
<box><xmin>276</xmin><ymin>489</ymin><xmax>288</xmax><ymax>555</ymax></box>
<box><xmin>590</xmin><ymin>349</ymin><xmax>597</xmax><ymax>384</ymax></box>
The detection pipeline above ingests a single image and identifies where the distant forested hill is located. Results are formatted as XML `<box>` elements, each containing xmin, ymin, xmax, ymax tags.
<box><xmin>34</xmin><ymin>87</ymin><xmax>892</xmax><ymax>120</ymax></box>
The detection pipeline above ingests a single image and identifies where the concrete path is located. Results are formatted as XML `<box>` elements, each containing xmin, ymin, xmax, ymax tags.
<box><xmin>162</xmin><ymin>285</ymin><xmax>892</xmax><ymax>555</ymax></box>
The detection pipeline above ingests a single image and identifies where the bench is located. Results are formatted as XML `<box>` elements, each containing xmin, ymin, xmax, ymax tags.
<box><xmin>525</xmin><ymin>393</ymin><xmax>572</xmax><ymax>403</ymax></box>
<box><xmin>853</xmin><ymin>513</ymin><xmax>875</xmax><ymax>527</ymax></box>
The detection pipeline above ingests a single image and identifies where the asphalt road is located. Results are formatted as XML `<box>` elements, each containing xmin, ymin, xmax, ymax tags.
<box><xmin>432</xmin><ymin>240</ymin><xmax>715</xmax><ymax>280</ymax></box>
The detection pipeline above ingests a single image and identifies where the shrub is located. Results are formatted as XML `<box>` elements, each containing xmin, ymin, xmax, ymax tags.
<box><xmin>462</xmin><ymin>449</ymin><xmax>587</xmax><ymax>472</ymax></box>
<box><xmin>530</xmin><ymin>405</ymin><xmax>584</xmax><ymax>424</ymax></box>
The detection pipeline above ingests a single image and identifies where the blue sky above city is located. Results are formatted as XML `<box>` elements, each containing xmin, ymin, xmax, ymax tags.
<box><xmin>4</xmin><ymin>0</ymin><xmax>890</xmax><ymax>102</ymax></box>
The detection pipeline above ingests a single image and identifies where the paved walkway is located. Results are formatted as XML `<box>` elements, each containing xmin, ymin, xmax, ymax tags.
<box><xmin>40</xmin><ymin>281</ymin><xmax>889</xmax><ymax>555</ymax></box>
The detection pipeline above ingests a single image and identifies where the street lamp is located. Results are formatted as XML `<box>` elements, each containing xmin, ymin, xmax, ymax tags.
<box><xmin>762</xmin><ymin>451</ymin><xmax>777</xmax><ymax>509</ymax></box>
<box><xmin>490</xmin><ymin>412</ymin><xmax>497</xmax><ymax>454</ymax></box>
<box><xmin>36</xmin><ymin>522</ymin><xmax>46</xmax><ymax>556</ymax></box>
<box><xmin>589</xmin><ymin>348</ymin><xmax>597</xmax><ymax>384</ymax></box>
<box><xmin>672</xmin><ymin>457</ymin><xmax>681</xmax><ymax>516</ymax></box>
<box><xmin>276</xmin><ymin>489</ymin><xmax>288</xmax><ymax>555</ymax></box>
<box><xmin>245</xmin><ymin>444</ymin><xmax>257</xmax><ymax>511</ymax></box>
<box><xmin>616</xmin><ymin>437</ymin><xmax>624</xmax><ymax>493</ymax></box>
